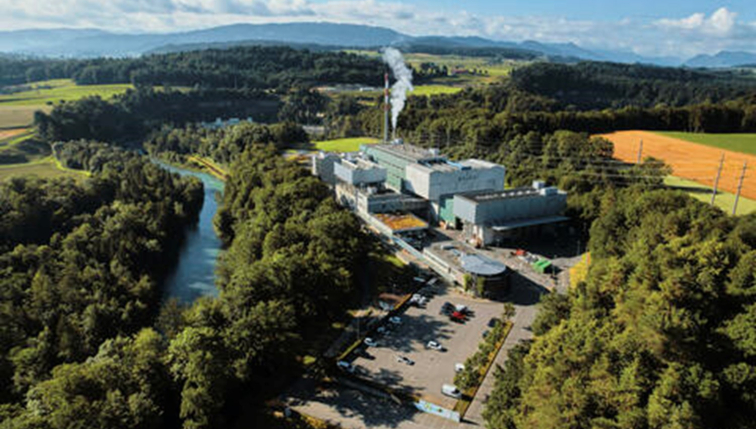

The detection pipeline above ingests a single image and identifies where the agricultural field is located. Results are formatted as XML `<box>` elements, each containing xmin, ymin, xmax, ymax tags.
<box><xmin>0</xmin><ymin>128</ymin><xmax>29</xmax><ymax>142</ymax></box>
<box><xmin>312</xmin><ymin>137</ymin><xmax>380</xmax><ymax>152</ymax></box>
<box><xmin>665</xmin><ymin>175</ymin><xmax>756</xmax><ymax>216</ymax></box>
<box><xmin>0</xmin><ymin>157</ymin><xmax>88</xmax><ymax>182</ymax></box>
<box><xmin>0</xmin><ymin>79</ymin><xmax>135</xmax><ymax>128</ymax></box>
<box><xmin>653</xmin><ymin>131</ymin><xmax>756</xmax><ymax>156</ymax></box>
<box><xmin>0</xmin><ymin>79</ymin><xmax>133</xmax><ymax>106</ymax></box>
<box><xmin>0</xmin><ymin>105</ymin><xmax>47</xmax><ymax>128</ymax></box>
<box><xmin>600</xmin><ymin>130</ymin><xmax>756</xmax><ymax>201</ymax></box>
<box><xmin>345</xmin><ymin>50</ymin><xmax>515</xmax><ymax>86</ymax></box>
<box><xmin>411</xmin><ymin>85</ymin><xmax>464</xmax><ymax>96</ymax></box>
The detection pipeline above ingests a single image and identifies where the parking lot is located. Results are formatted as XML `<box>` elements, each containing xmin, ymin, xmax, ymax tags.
<box><xmin>350</xmin><ymin>280</ymin><xmax>505</xmax><ymax>408</ymax></box>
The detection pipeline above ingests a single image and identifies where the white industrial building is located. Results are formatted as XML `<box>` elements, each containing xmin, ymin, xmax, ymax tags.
<box><xmin>311</xmin><ymin>142</ymin><xmax>568</xmax><ymax>247</ymax></box>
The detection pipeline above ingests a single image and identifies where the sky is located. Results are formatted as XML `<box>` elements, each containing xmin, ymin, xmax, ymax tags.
<box><xmin>2</xmin><ymin>0</ymin><xmax>755</xmax><ymax>58</ymax></box>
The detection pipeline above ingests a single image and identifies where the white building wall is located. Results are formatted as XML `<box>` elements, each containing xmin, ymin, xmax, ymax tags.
<box><xmin>405</xmin><ymin>162</ymin><xmax>505</xmax><ymax>202</ymax></box>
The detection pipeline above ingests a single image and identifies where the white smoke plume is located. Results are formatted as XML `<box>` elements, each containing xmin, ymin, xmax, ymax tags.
<box><xmin>382</xmin><ymin>47</ymin><xmax>414</xmax><ymax>133</ymax></box>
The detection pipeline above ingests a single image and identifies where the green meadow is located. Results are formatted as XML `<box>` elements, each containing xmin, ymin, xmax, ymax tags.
<box><xmin>313</xmin><ymin>137</ymin><xmax>380</xmax><ymax>153</ymax></box>
<box><xmin>653</xmin><ymin>131</ymin><xmax>756</xmax><ymax>156</ymax></box>
<box><xmin>665</xmin><ymin>175</ymin><xmax>756</xmax><ymax>216</ymax></box>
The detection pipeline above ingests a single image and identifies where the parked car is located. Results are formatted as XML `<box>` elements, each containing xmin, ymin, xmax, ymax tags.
<box><xmin>487</xmin><ymin>317</ymin><xmax>499</xmax><ymax>328</ymax></box>
<box><xmin>442</xmin><ymin>384</ymin><xmax>462</xmax><ymax>399</ymax></box>
<box><xmin>482</xmin><ymin>330</ymin><xmax>490</xmax><ymax>338</ymax></box>
<box><xmin>451</xmin><ymin>311</ymin><xmax>466</xmax><ymax>322</ymax></box>
<box><xmin>455</xmin><ymin>304</ymin><xmax>468</xmax><ymax>313</ymax></box>
<box><xmin>377</xmin><ymin>326</ymin><xmax>389</xmax><ymax>335</ymax></box>
<box><xmin>337</xmin><ymin>361</ymin><xmax>355</xmax><ymax>373</ymax></box>
<box><xmin>455</xmin><ymin>363</ymin><xmax>465</xmax><ymax>373</ymax></box>
<box><xmin>364</xmin><ymin>337</ymin><xmax>378</xmax><ymax>347</ymax></box>
<box><xmin>389</xmin><ymin>316</ymin><xmax>402</xmax><ymax>325</ymax></box>
<box><xmin>410</xmin><ymin>294</ymin><xmax>428</xmax><ymax>306</ymax></box>
<box><xmin>396</xmin><ymin>355</ymin><xmax>415</xmax><ymax>366</ymax></box>
<box><xmin>426</xmin><ymin>340</ymin><xmax>444</xmax><ymax>351</ymax></box>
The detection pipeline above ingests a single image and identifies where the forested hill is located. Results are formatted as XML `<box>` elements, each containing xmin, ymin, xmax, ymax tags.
<box><xmin>508</xmin><ymin>62</ymin><xmax>756</xmax><ymax>109</ymax></box>
<box><xmin>484</xmin><ymin>189</ymin><xmax>756</xmax><ymax>428</ymax></box>
<box><xmin>0</xmin><ymin>46</ymin><xmax>383</xmax><ymax>88</ymax></box>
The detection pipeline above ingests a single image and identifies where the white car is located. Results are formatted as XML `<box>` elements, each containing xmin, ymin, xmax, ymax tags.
<box><xmin>455</xmin><ymin>363</ymin><xmax>465</xmax><ymax>373</ymax></box>
<box><xmin>337</xmin><ymin>361</ymin><xmax>355</xmax><ymax>373</ymax></box>
<box><xmin>410</xmin><ymin>294</ymin><xmax>428</xmax><ymax>306</ymax></box>
<box><xmin>426</xmin><ymin>341</ymin><xmax>444</xmax><ymax>351</ymax></box>
<box><xmin>455</xmin><ymin>304</ymin><xmax>468</xmax><ymax>313</ymax></box>
<box><xmin>442</xmin><ymin>384</ymin><xmax>462</xmax><ymax>399</ymax></box>
<box><xmin>364</xmin><ymin>337</ymin><xmax>378</xmax><ymax>347</ymax></box>
<box><xmin>388</xmin><ymin>316</ymin><xmax>402</xmax><ymax>325</ymax></box>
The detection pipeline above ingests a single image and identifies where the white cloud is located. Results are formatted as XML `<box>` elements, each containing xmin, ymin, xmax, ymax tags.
<box><xmin>656</xmin><ymin>7</ymin><xmax>737</xmax><ymax>36</ymax></box>
<box><xmin>1</xmin><ymin>1</ymin><xmax>755</xmax><ymax>58</ymax></box>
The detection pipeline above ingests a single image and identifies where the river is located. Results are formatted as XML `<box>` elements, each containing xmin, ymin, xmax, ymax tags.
<box><xmin>159</xmin><ymin>162</ymin><xmax>224</xmax><ymax>303</ymax></box>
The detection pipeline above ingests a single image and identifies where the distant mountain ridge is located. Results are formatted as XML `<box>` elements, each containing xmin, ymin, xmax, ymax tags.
<box><xmin>0</xmin><ymin>22</ymin><xmax>751</xmax><ymax>67</ymax></box>
<box><xmin>684</xmin><ymin>51</ymin><xmax>756</xmax><ymax>68</ymax></box>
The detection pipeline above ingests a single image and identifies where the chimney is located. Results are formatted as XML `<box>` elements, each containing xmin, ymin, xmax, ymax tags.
<box><xmin>384</xmin><ymin>72</ymin><xmax>390</xmax><ymax>142</ymax></box>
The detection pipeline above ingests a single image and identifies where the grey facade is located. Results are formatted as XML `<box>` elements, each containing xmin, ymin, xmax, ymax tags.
<box><xmin>311</xmin><ymin>152</ymin><xmax>340</xmax><ymax>186</ymax></box>
<box><xmin>334</xmin><ymin>158</ymin><xmax>387</xmax><ymax>186</ymax></box>
<box><xmin>453</xmin><ymin>182</ymin><xmax>568</xmax><ymax>245</ymax></box>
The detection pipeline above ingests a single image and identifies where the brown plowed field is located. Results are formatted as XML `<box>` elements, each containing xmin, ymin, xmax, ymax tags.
<box><xmin>599</xmin><ymin>131</ymin><xmax>756</xmax><ymax>200</ymax></box>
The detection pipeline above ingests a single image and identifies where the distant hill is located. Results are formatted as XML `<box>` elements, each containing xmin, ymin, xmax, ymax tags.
<box><xmin>685</xmin><ymin>51</ymin><xmax>756</xmax><ymax>68</ymax></box>
<box><xmin>1</xmin><ymin>22</ymin><xmax>751</xmax><ymax>68</ymax></box>
<box><xmin>0</xmin><ymin>23</ymin><xmax>408</xmax><ymax>57</ymax></box>
<box><xmin>0</xmin><ymin>28</ymin><xmax>108</xmax><ymax>53</ymax></box>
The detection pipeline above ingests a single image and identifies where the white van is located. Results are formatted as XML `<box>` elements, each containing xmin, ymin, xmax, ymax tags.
<box><xmin>442</xmin><ymin>384</ymin><xmax>462</xmax><ymax>399</ymax></box>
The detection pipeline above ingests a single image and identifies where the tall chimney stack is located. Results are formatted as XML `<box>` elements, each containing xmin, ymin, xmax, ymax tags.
<box><xmin>383</xmin><ymin>72</ymin><xmax>390</xmax><ymax>142</ymax></box>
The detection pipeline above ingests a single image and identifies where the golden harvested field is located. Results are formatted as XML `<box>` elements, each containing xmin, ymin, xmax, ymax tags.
<box><xmin>0</xmin><ymin>128</ymin><xmax>28</xmax><ymax>141</ymax></box>
<box><xmin>599</xmin><ymin>130</ymin><xmax>756</xmax><ymax>201</ymax></box>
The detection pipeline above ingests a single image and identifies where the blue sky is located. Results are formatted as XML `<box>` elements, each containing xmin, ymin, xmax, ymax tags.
<box><xmin>3</xmin><ymin>0</ymin><xmax>755</xmax><ymax>58</ymax></box>
<box><xmin>361</xmin><ymin>0</ymin><xmax>756</xmax><ymax>22</ymax></box>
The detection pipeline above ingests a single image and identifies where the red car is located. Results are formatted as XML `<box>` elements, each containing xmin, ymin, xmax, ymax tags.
<box><xmin>450</xmin><ymin>311</ymin><xmax>466</xmax><ymax>322</ymax></box>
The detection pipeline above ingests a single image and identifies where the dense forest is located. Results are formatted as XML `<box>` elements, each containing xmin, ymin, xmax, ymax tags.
<box><xmin>144</xmin><ymin>122</ymin><xmax>308</xmax><ymax>163</ymax></box>
<box><xmin>34</xmin><ymin>86</ymin><xmax>280</xmax><ymax>144</ymax></box>
<box><xmin>0</xmin><ymin>46</ymin><xmax>382</xmax><ymax>89</ymax></box>
<box><xmin>0</xmin><ymin>134</ymin><xmax>367</xmax><ymax>428</ymax></box>
<box><xmin>0</xmin><ymin>142</ymin><xmax>203</xmax><ymax>412</ymax></box>
<box><xmin>339</xmin><ymin>86</ymin><xmax>756</xmax><ymax>152</ymax></box>
<box><xmin>484</xmin><ymin>189</ymin><xmax>756</xmax><ymax>429</ymax></box>
<box><xmin>509</xmin><ymin>62</ymin><xmax>756</xmax><ymax>109</ymax></box>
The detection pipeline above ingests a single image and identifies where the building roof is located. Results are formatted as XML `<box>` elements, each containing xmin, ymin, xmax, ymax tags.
<box><xmin>456</xmin><ymin>187</ymin><xmax>540</xmax><ymax>203</ymax></box>
<box><xmin>340</xmin><ymin>157</ymin><xmax>383</xmax><ymax>171</ymax></box>
<box><xmin>460</xmin><ymin>253</ymin><xmax>507</xmax><ymax>276</ymax></box>
<box><xmin>373</xmin><ymin>213</ymin><xmax>428</xmax><ymax>232</ymax></box>
<box><xmin>411</xmin><ymin>158</ymin><xmax>504</xmax><ymax>174</ymax></box>
<box><xmin>368</xmin><ymin>143</ymin><xmax>443</xmax><ymax>163</ymax></box>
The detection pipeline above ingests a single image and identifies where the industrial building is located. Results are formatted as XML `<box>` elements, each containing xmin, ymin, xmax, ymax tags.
<box><xmin>453</xmin><ymin>181</ymin><xmax>569</xmax><ymax>246</ymax></box>
<box><xmin>311</xmin><ymin>152</ymin><xmax>341</xmax><ymax>186</ymax></box>
<box><xmin>311</xmin><ymin>142</ymin><xmax>567</xmax><ymax>244</ymax></box>
<box><xmin>363</xmin><ymin>143</ymin><xmax>505</xmax><ymax>224</ymax></box>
